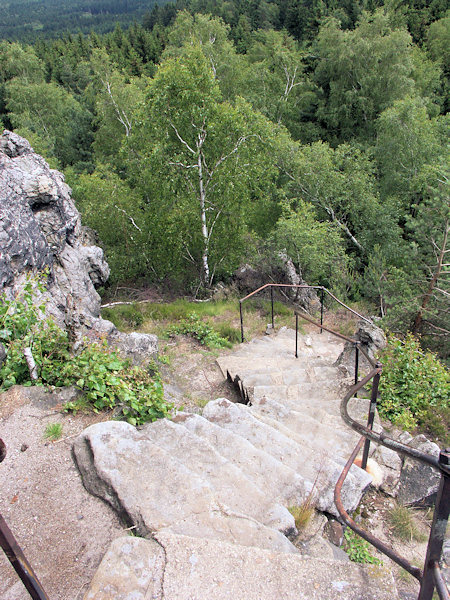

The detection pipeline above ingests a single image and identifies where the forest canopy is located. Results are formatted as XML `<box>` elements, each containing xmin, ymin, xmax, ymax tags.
<box><xmin>0</xmin><ymin>0</ymin><xmax>448</xmax><ymax>356</ymax></box>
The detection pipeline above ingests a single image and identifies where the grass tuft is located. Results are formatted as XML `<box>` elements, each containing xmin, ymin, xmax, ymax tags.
<box><xmin>288</xmin><ymin>501</ymin><xmax>314</xmax><ymax>530</ymax></box>
<box><xmin>387</xmin><ymin>504</ymin><xmax>428</xmax><ymax>542</ymax></box>
<box><xmin>44</xmin><ymin>422</ymin><xmax>63</xmax><ymax>441</ymax></box>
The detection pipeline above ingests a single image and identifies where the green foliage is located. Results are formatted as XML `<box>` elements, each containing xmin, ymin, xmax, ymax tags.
<box><xmin>62</xmin><ymin>344</ymin><xmax>170</xmax><ymax>426</ymax></box>
<box><xmin>168</xmin><ymin>313</ymin><xmax>232</xmax><ymax>348</ymax></box>
<box><xmin>5</xmin><ymin>79</ymin><xmax>93</xmax><ymax>168</ymax></box>
<box><xmin>378</xmin><ymin>334</ymin><xmax>449</xmax><ymax>438</ymax></box>
<box><xmin>44</xmin><ymin>423</ymin><xmax>63</xmax><ymax>441</ymax></box>
<box><xmin>314</xmin><ymin>11</ymin><xmax>415</xmax><ymax>144</ymax></box>
<box><xmin>0</xmin><ymin>285</ymin><xmax>172</xmax><ymax>427</ymax></box>
<box><xmin>0</xmin><ymin>275</ymin><xmax>46</xmax><ymax>346</ymax></box>
<box><xmin>270</xmin><ymin>201</ymin><xmax>349</xmax><ymax>291</ymax></box>
<box><xmin>343</xmin><ymin>529</ymin><xmax>382</xmax><ymax>564</ymax></box>
<box><xmin>70</xmin><ymin>166</ymin><xmax>149</xmax><ymax>283</ymax></box>
<box><xmin>102</xmin><ymin>304</ymin><xmax>144</xmax><ymax>331</ymax></box>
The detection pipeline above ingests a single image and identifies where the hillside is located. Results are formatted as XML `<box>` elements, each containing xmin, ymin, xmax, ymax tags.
<box><xmin>0</xmin><ymin>0</ymin><xmax>448</xmax><ymax>359</ymax></box>
<box><xmin>0</xmin><ymin>0</ymin><xmax>159</xmax><ymax>41</ymax></box>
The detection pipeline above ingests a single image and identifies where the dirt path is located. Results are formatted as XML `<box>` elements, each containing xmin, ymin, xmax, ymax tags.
<box><xmin>0</xmin><ymin>387</ymin><xmax>124</xmax><ymax>600</ymax></box>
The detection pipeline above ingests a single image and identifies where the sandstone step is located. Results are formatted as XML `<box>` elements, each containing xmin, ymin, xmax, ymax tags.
<box><xmin>202</xmin><ymin>399</ymin><xmax>372</xmax><ymax>516</ymax></box>
<box><xmin>73</xmin><ymin>421</ymin><xmax>297</xmax><ymax>554</ymax></box>
<box><xmin>253</xmin><ymin>383</ymin><xmax>341</xmax><ymax>415</ymax></box>
<box><xmin>84</xmin><ymin>533</ymin><xmax>399</xmax><ymax>600</ymax></box>
<box><xmin>250</xmin><ymin>396</ymin><xmax>360</xmax><ymax>451</ymax></box>
<box><xmin>249</xmin><ymin>405</ymin><xmax>360</xmax><ymax>463</ymax></box>
<box><xmin>173</xmin><ymin>412</ymin><xmax>313</xmax><ymax>506</ymax></box>
<box><xmin>139</xmin><ymin>418</ymin><xmax>296</xmax><ymax>535</ymax></box>
<box><xmin>252</xmin><ymin>390</ymin><xmax>383</xmax><ymax>435</ymax></box>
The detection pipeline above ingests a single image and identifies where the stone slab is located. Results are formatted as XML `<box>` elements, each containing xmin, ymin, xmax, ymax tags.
<box><xmin>85</xmin><ymin>532</ymin><xmax>399</xmax><ymax>600</ymax></box>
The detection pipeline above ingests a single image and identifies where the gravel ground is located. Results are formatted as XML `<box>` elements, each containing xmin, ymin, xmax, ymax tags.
<box><xmin>0</xmin><ymin>386</ymin><xmax>124</xmax><ymax>600</ymax></box>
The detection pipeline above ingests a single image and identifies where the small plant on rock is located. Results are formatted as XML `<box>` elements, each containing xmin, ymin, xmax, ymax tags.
<box><xmin>288</xmin><ymin>500</ymin><xmax>314</xmax><ymax>531</ymax></box>
<box><xmin>343</xmin><ymin>529</ymin><xmax>382</xmax><ymax>564</ymax></box>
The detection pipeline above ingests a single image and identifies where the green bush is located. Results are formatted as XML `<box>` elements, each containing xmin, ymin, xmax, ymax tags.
<box><xmin>168</xmin><ymin>313</ymin><xmax>232</xmax><ymax>348</ymax></box>
<box><xmin>0</xmin><ymin>282</ymin><xmax>172</xmax><ymax>426</ymax></box>
<box><xmin>378</xmin><ymin>334</ymin><xmax>449</xmax><ymax>440</ymax></box>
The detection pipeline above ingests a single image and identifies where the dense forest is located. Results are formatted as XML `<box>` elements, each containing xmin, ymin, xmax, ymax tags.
<box><xmin>0</xmin><ymin>0</ymin><xmax>157</xmax><ymax>42</ymax></box>
<box><xmin>0</xmin><ymin>0</ymin><xmax>448</xmax><ymax>356</ymax></box>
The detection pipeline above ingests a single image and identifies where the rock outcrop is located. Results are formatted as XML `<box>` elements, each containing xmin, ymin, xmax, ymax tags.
<box><xmin>334</xmin><ymin>320</ymin><xmax>387</xmax><ymax>376</ymax></box>
<box><xmin>234</xmin><ymin>251</ymin><xmax>320</xmax><ymax>312</ymax></box>
<box><xmin>0</xmin><ymin>130</ymin><xmax>157</xmax><ymax>361</ymax></box>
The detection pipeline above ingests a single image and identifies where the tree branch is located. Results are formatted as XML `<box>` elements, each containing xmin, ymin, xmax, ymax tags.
<box><xmin>114</xmin><ymin>205</ymin><xmax>142</xmax><ymax>232</ymax></box>
<box><xmin>170</xmin><ymin>122</ymin><xmax>196</xmax><ymax>154</ymax></box>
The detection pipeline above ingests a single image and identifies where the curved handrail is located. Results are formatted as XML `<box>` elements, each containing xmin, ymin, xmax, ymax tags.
<box><xmin>239</xmin><ymin>282</ymin><xmax>449</xmax><ymax>600</ymax></box>
<box><xmin>340</xmin><ymin>380</ymin><xmax>445</xmax><ymax>472</ymax></box>
<box><xmin>238</xmin><ymin>283</ymin><xmax>372</xmax><ymax>343</ymax></box>
<box><xmin>334</xmin><ymin>435</ymin><xmax>424</xmax><ymax>581</ymax></box>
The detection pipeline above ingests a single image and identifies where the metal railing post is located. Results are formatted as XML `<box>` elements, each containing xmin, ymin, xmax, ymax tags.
<box><xmin>239</xmin><ymin>301</ymin><xmax>244</xmax><ymax>343</ymax></box>
<box><xmin>418</xmin><ymin>449</ymin><xmax>450</xmax><ymax>600</ymax></box>
<box><xmin>320</xmin><ymin>287</ymin><xmax>324</xmax><ymax>333</ymax></box>
<box><xmin>0</xmin><ymin>514</ymin><xmax>49</xmax><ymax>600</ymax></box>
<box><xmin>354</xmin><ymin>341</ymin><xmax>360</xmax><ymax>398</ymax></box>
<box><xmin>361</xmin><ymin>364</ymin><xmax>381</xmax><ymax>470</ymax></box>
<box><xmin>270</xmin><ymin>285</ymin><xmax>274</xmax><ymax>330</ymax></box>
<box><xmin>295</xmin><ymin>313</ymin><xmax>298</xmax><ymax>358</ymax></box>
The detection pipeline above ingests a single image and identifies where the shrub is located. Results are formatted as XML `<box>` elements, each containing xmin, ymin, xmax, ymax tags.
<box><xmin>0</xmin><ymin>282</ymin><xmax>172</xmax><ymax>426</ymax></box>
<box><xmin>378</xmin><ymin>334</ymin><xmax>449</xmax><ymax>440</ymax></box>
<box><xmin>167</xmin><ymin>313</ymin><xmax>232</xmax><ymax>349</ymax></box>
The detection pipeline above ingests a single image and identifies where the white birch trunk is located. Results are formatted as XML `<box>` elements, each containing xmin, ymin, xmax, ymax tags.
<box><xmin>198</xmin><ymin>151</ymin><xmax>210</xmax><ymax>284</ymax></box>
<box><xmin>24</xmin><ymin>347</ymin><xmax>38</xmax><ymax>380</ymax></box>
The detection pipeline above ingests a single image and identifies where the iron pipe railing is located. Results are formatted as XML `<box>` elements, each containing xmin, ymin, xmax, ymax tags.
<box><xmin>239</xmin><ymin>283</ymin><xmax>370</xmax><ymax>343</ymax></box>
<box><xmin>238</xmin><ymin>282</ymin><xmax>449</xmax><ymax>600</ymax></box>
<box><xmin>239</xmin><ymin>283</ymin><xmax>324</xmax><ymax>343</ymax></box>
<box><xmin>336</xmin><ymin>360</ymin><xmax>449</xmax><ymax>600</ymax></box>
<box><xmin>334</xmin><ymin>435</ymin><xmax>424</xmax><ymax>581</ymax></box>
<box><xmin>0</xmin><ymin>440</ymin><xmax>50</xmax><ymax>599</ymax></box>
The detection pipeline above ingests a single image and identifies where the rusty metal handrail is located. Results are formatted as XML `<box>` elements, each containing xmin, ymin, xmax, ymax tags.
<box><xmin>336</xmin><ymin>373</ymin><xmax>449</xmax><ymax>600</ymax></box>
<box><xmin>239</xmin><ymin>283</ymin><xmax>370</xmax><ymax>343</ymax></box>
<box><xmin>0</xmin><ymin>440</ymin><xmax>50</xmax><ymax>599</ymax></box>
<box><xmin>334</xmin><ymin>435</ymin><xmax>424</xmax><ymax>580</ymax></box>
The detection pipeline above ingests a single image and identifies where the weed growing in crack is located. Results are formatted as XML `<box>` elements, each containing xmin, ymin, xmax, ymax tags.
<box><xmin>387</xmin><ymin>504</ymin><xmax>428</xmax><ymax>542</ymax></box>
<box><xmin>288</xmin><ymin>501</ymin><xmax>314</xmax><ymax>530</ymax></box>
<box><xmin>343</xmin><ymin>529</ymin><xmax>382</xmax><ymax>564</ymax></box>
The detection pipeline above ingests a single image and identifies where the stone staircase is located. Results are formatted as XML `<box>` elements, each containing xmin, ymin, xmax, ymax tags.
<box><xmin>77</xmin><ymin>328</ymin><xmax>399</xmax><ymax>599</ymax></box>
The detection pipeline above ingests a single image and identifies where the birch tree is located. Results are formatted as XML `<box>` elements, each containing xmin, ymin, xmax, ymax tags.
<box><xmin>126</xmin><ymin>45</ymin><xmax>275</xmax><ymax>288</ymax></box>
